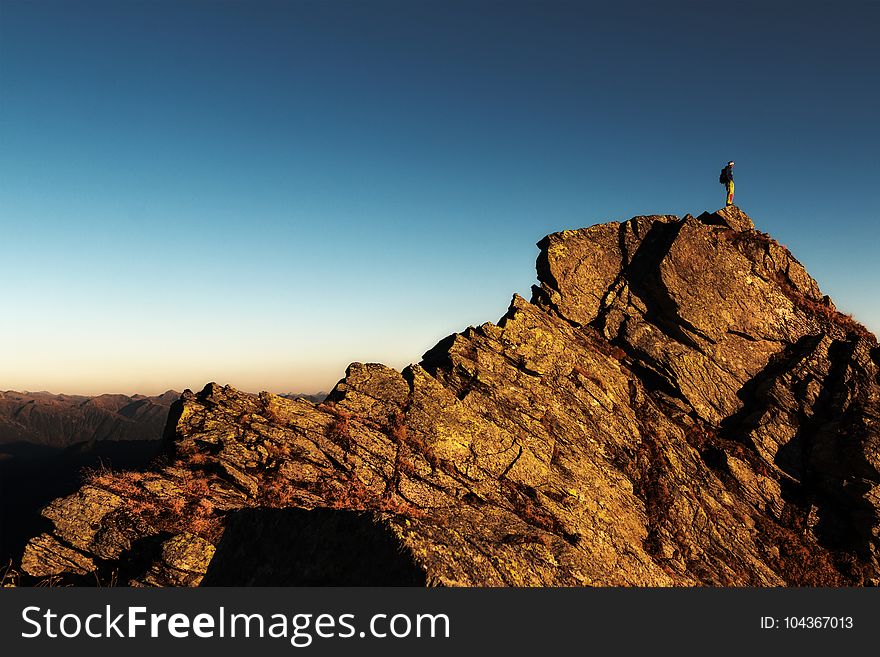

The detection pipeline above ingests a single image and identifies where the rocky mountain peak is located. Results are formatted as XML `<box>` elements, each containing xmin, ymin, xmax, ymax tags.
<box><xmin>16</xmin><ymin>207</ymin><xmax>880</xmax><ymax>587</ymax></box>
<box><xmin>534</xmin><ymin>206</ymin><xmax>867</xmax><ymax>423</ymax></box>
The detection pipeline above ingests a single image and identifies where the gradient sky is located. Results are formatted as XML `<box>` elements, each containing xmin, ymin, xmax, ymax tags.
<box><xmin>1</xmin><ymin>0</ymin><xmax>879</xmax><ymax>395</ymax></box>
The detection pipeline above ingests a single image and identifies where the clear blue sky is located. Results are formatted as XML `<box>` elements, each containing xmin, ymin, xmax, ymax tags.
<box><xmin>1</xmin><ymin>0</ymin><xmax>878</xmax><ymax>395</ymax></box>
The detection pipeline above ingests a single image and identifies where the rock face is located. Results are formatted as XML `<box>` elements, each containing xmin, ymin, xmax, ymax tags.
<box><xmin>18</xmin><ymin>207</ymin><xmax>880</xmax><ymax>586</ymax></box>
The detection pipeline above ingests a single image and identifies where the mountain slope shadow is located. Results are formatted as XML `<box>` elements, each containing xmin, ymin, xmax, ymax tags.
<box><xmin>0</xmin><ymin>439</ymin><xmax>165</xmax><ymax>567</ymax></box>
<box><xmin>200</xmin><ymin>508</ymin><xmax>427</xmax><ymax>586</ymax></box>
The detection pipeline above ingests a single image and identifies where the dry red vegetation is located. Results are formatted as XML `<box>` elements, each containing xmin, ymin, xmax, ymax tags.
<box><xmin>781</xmin><ymin>285</ymin><xmax>873</xmax><ymax>341</ymax></box>
<box><xmin>756</xmin><ymin>514</ymin><xmax>847</xmax><ymax>586</ymax></box>
<box><xmin>571</xmin><ymin>364</ymin><xmax>607</xmax><ymax>391</ymax></box>
<box><xmin>501</xmin><ymin>480</ymin><xmax>563</xmax><ymax>535</ymax></box>
<box><xmin>83</xmin><ymin>465</ymin><xmax>223</xmax><ymax>543</ymax></box>
<box><xmin>387</xmin><ymin>410</ymin><xmax>441</xmax><ymax>471</ymax></box>
<box><xmin>721</xmin><ymin>229</ymin><xmax>874</xmax><ymax>341</ymax></box>
<box><xmin>326</xmin><ymin>407</ymin><xmax>354</xmax><ymax>451</ymax></box>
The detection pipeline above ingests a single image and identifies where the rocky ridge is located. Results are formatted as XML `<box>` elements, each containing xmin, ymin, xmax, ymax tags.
<box><xmin>17</xmin><ymin>207</ymin><xmax>880</xmax><ymax>586</ymax></box>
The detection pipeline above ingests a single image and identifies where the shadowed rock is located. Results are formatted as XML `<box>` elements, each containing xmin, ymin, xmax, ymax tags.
<box><xmin>200</xmin><ymin>508</ymin><xmax>426</xmax><ymax>586</ymax></box>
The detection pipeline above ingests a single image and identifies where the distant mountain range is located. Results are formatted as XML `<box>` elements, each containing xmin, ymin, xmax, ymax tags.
<box><xmin>280</xmin><ymin>391</ymin><xmax>328</xmax><ymax>404</ymax></box>
<box><xmin>0</xmin><ymin>390</ymin><xmax>180</xmax><ymax>448</ymax></box>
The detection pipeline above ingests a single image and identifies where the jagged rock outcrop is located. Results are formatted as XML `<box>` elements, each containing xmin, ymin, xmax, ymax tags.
<box><xmin>18</xmin><ymin>207</ymin><xmax>880</xmax><ymax>586</ymax></box>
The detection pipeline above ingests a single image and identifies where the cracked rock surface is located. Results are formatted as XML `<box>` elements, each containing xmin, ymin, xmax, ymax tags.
<box><xmin>19</xmin><ymin>207</ymin><xmax>880</xmax><ymax>586</ymax></box>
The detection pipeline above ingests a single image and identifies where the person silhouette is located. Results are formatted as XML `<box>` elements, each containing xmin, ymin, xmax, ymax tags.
<box><xmin>720</xmin><ymin>161</ymin><xmax>735</xmax><ymax>206</ymax></box>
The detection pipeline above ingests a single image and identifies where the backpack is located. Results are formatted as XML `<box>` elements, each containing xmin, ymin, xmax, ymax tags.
<box><xmin>719</xmin><ymin>168</ymin><xmax>728</xmax><ymax>184</ymax></box>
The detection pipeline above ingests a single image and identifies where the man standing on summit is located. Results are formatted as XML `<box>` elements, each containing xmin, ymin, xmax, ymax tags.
<box><xmin>720</xmin><ymin>161</ymin><xmax>735</xmax><ymax>206</ymax></box>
